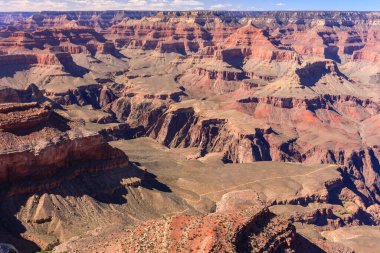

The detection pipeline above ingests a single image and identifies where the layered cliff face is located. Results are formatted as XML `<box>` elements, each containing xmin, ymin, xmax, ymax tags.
<box><xmin>223</xmin><ymin>21</ymin><xmax>297</xmax><ymax>62</ymax></box>
<box><xmin>14</xmin><ymin>11</ymin><xmax>158</xmax><ymax>31</ymax></box>
<box><xmin>0</xmin><ymin>26</ymin><xmax>113</xmax><ymax>55</ymax></box>
<box><xmin>0</xmin><ymin>102</ymin><xmax>129</xmax><ymax>188</ymax></box>
<box><xmin>107</xmin><ymin>14</ymin><xmax>215</xmax><ymax>53</ymax></box>
<box><xmin>0</xmin><ymin>24</ymin><xmax>129</xmax><ymax>91</ymax></box>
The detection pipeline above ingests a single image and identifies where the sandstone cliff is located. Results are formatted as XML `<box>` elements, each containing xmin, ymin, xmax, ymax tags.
<box><xmin>0</xmin><ymin>102</ymin><xmax>129</xmax><ymax>188</ymax></box>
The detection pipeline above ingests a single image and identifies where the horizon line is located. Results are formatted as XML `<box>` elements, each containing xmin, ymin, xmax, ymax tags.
<box><xmin>0</xmin><ymin>10</ymin><xmax>380</xmax><ymax>13</ymax></box>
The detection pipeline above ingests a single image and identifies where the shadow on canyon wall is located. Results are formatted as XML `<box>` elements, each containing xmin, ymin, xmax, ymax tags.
<box><xmin>0</xmin><ymin>162</ymin><xmax>171</xmax><ymax>252</ymax></box>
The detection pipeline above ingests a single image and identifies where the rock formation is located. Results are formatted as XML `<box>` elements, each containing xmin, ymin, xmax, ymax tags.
<box><xmin>0</xmin><ymin>102</ymin><xmax>129</xmax><ymax>186</ymax></box>
<box><xmin>54</xmin><ymin>206</ymin><xmax>295</xmax><ymax>253</ymax></box>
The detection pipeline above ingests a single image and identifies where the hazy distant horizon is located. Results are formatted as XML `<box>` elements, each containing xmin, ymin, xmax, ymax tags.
<box><xmin>0</xmin><ymin>10</ymin><xmax>379</xmax><ymax>13</ymax></box>
<box><xmin>0</xmin><ymin>0</ymin><xmax>378</xmax><ymax>12</ymax></box>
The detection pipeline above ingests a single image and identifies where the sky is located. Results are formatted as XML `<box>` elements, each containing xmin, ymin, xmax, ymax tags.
<box><xmin>0</xmin><ymin>0</ymin><xmax>379</xmax><ymax>12</ymax></box>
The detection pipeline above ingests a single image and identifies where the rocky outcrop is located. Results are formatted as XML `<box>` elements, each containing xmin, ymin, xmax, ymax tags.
<box><xmin>54</xmin><ymin>206</ymin><xmax>295</xmax><ymax>253</ymax></box>
<box><xmin>0</xmin><ymin>103</ymin><xmax>129</xmax><ymax>188</ymax></box>
<box><xmin>0</xmin><ymin>102</ymin><xmax>52</xmax><ymax>130</ymax></box>
<box><xmin>147</xmin><ymin>106</ymin><xmax>272</xmax><ymax>163</ymax></box>
<box><xmin>0</xmin><ymin>84</ymin><xmax>47</xmax><ymax>104</ymax></box>
<box><xmin>189</xmin><ymin>67</ymin><xmax>244</xmax><ymax>81</ymax></box>
<box><xmin>45</xmin><ymin>84</ymin><xmax>106</xmax><ymax>108</ymax></box>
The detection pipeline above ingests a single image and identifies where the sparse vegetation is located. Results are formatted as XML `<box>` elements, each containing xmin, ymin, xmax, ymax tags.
<box><xmin>334</xmin><ymin>209</ymin><xmax>352</xmax><ymax>216</ymax></box>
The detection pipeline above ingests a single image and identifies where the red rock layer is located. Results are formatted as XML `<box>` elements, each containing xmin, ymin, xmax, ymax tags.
<box><xmin>352</xmin><ymin>28</ymin><xmax>380</xmax><ymax>63</ymax></box>
<box><xmin>222</xmin><ymin>22</ymin><xmax>293</xmax><ymax>61</ymax></box>
<box><xmin>0</xmin><ymin>53</ymin><xmax>68</xmax><ymax>67</ymax></box>
<box><xmin>54</xmin><ymin>206</ymin><xmax>295</xmax><ymax>253</ymax></box>
<box><xmin>0</xmin><ymin>26</ymin><xmax>114</xmax><ymax>56</ymax></box>
<box><xmin>109</xmin><ymin>17</ymin><xmax>213</xmax><ymax>54</ymax></box>
<box><xmin>0</xmin><ymin>103</ymin><xmax>129</xmax><ymax>187</ymax></box>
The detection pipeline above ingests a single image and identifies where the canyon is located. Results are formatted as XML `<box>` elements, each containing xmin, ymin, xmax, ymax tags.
<box><xmin>0</xmin><ymin>10</ymin><xmax>380</xmax><ymax>252</ymax></box>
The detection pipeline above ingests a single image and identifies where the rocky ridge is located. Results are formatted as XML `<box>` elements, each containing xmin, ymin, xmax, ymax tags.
<box><xmin>54</xmin><ymin>206</ymin><xmax>296</xmax><ymax>253</ymax></box>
